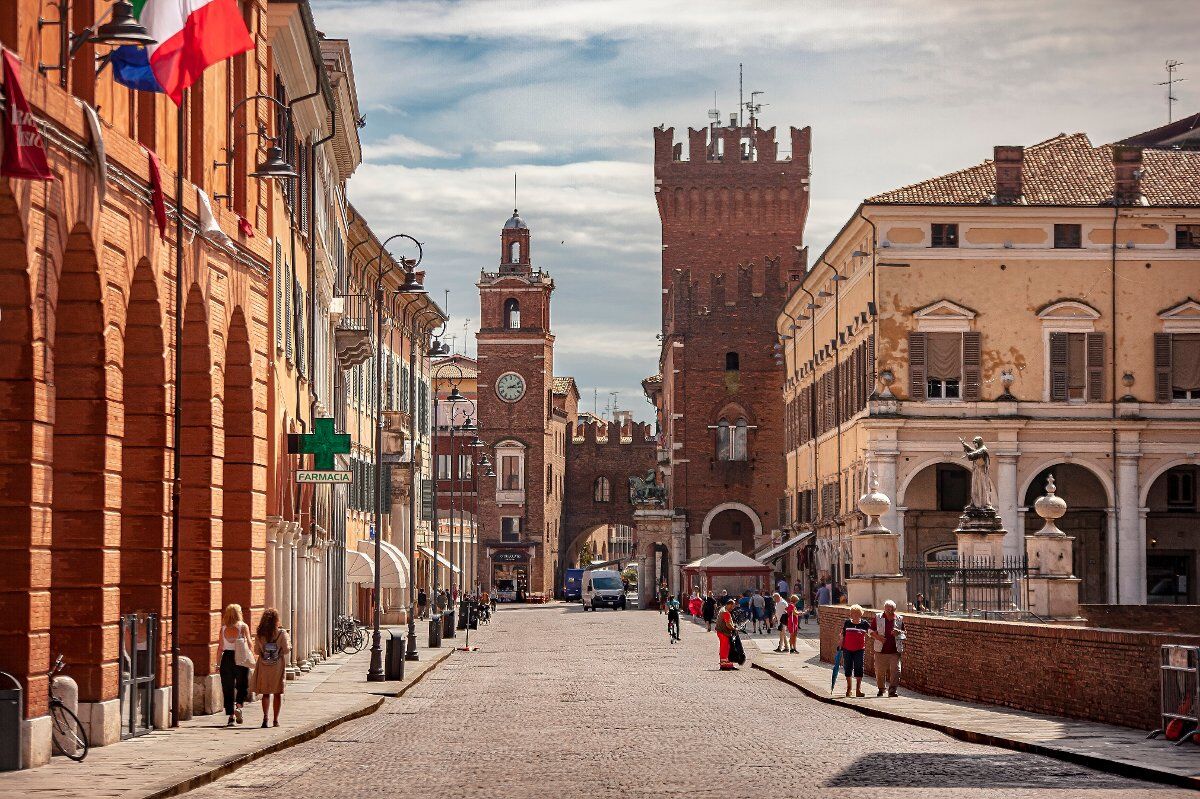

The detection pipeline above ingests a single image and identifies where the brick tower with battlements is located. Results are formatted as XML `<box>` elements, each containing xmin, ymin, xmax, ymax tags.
<box><xmin>646</xmin><ymin>117</ymin><xmax>811</xmax><ymax>590</ymax></box>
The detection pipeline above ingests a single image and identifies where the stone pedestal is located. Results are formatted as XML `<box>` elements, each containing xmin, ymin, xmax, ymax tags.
<box><xmin>845</xmin><ymin>477</ymin><xmax>908</xmax><ymax>611</ymax></box>
<box><xmin>952</xmin><ymin>506</ymin><xmax>1013</xmax><ymax>610</ymax></box>
<box><xmin>953</xmin><ymin>506</ymin><xmax>1008</xmax><ymax>562</ymax></box>
<box><xmin>633</xmin><ymin>505</ymin><xmax>673</xmax><ymax>609</ymax></box>
<box><xmin>1024</xmin><ymin>476</ymin><xmax>1083</xmax><ymax>620</ymax></box>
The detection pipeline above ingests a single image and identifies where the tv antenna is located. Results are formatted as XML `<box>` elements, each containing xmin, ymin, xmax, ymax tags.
<box><xmin>708</xmin><ymin>90</ymin><xmax>720</xmax><ymax>124</ymax></box>
<box><xmin>1158</xmin><ymin>60</ymin><xmax>1185</xmax><ymax>123</ymax></box>
<box><xmin>744</xmin><ymin>90</ymin><xmax>768</xmax><ymax>128</ymax></box>
<box><xmin>738</xmin><ymin>63</ymin><xmax>743</xmax><ymax>127</ymax></box>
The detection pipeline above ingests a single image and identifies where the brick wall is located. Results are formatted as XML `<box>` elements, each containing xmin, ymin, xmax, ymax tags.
<box><xmin>1083</xmin><ymin>604</ymin><xmax>1200</xmax><ymax>635</ymax></box>
<box><xmin>819</xmin><ymin>605</ymin><xmax>1200</xmax><ymax>729</ymax></box>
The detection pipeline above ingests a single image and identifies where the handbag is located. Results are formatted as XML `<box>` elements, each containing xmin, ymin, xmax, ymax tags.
<box><xmin>729</xmin><ymin>633</ymin><xmax>746</xmax><ymax>666</ymax></box>
<box><xmin>233</xmin><ymin>625</ymin><xmax>255</xmax><ymax>668</ymax></box>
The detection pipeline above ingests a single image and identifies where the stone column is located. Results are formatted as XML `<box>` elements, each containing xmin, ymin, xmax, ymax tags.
<box><xmin>669</xmin><ymin>520</ymin><xmax>686</xmax><ymax>597</ymax></box>
<box><xmin>1116</xmin><ymin>453</ymin><xmax>1142</xmax><ymax>603</ymax></box>
<box><xmin>633</xmin><ymin>505</ymin><xmax>674</xmax><ymax>608</ymax></box>
<box><xmin>265</xmin><ymin>517</ymin><xmax>282</xmax><ymax>609</ymax></box>
<box><xmin>1024</xmin><ymin>475</ymin><xmax>1082</xmax><ymax>620</ymax></box>
<box><xmin>995</xmin><ymin>453</ymin><xmax>1020</xmax><ymax>558</ymax></box>
<box><xmin>284</xmin><ymin>524</ymin><xmax>301</xmax><ymax>678</ymax></box>
<box><xmin>868</xmin><ymin>451</ymin><xmax>900</xmax><ymax>538</ymax></box>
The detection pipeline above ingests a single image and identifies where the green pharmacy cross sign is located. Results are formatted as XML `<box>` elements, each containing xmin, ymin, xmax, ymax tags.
<box><xmin>288</xmin><ymin>418</ymin><xmax>352</xmax><ymax>483</ymax></box>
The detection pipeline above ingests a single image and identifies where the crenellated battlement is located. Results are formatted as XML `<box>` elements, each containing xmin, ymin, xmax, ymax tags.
<box><xmin>654</xmin><ymin>123</ymin><xmax>810</xmax><ymax>167</ymax></box>
<box><xmin>666</xmin><ymin>257</ymin><xmax>797</xmax><ymax>331</ymax></box>
<box><xmin>571</xmin><ymin>418</ymin><xmax>655</xmax><ymax>446</ymax></box>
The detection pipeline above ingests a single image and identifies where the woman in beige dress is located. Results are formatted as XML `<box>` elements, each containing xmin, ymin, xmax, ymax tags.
<box><xmin>250</xmin><ymin>608</ymin><xmax>290</xmax><ymax>727</ymax></box>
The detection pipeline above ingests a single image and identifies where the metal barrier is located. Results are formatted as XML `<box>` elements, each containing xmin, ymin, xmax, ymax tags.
<box><xmin>902</xmin><ymin>556</ymin><xmax>1028</xmax><ymax>615</ymax></box>
<box><xmin>1149</xmin><ymin>645</ymin><xmax>1200</xmax><ymax>745</ymax></box>
<box><xmin>0</xmin><ymin>671</ymin><xmax>21</xmax><ymax>771</ymax></box>
<box><xmin>119</xmin><ymin>613</ymin><xmax>158</xmax><ymax>739</ymax></box>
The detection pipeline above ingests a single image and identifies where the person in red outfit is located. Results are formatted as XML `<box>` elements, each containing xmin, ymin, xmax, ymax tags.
<box><xmin>715</xmin><ymin>599</ymin><xmax>737</xmax><ymax>670</ymax></box>
<box><xmin>840</xmin><ymin>604</ymin><xmax>871</xmax><ymax>697</ymax></box>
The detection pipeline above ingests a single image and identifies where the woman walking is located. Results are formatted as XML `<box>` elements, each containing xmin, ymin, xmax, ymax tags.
<box><xmin>715</xmin><ymin>599</ymin><xmax>738</xmax><ymax>670</ymax></box>
<box><xmin>701</xmin><ymin>591</ymin><xmax>717</xmax><ymax>632</ymax></box>
<box><xmin>218</xmin><ymin>604</ymin><xmax>252</xmax><ymax>726</ymax></box>
<box><xmin>785</xmin><ymin>594</ymin><xmax>802</xmax><ymax>653</ymax></box>
<box><xmin>251</xmin><ymin>608</ymin><xmax>290</xmax><ymax>727</ymax></box>
<box><xmin>840</xmin><ymin>604</ymin><xmax>871</xmax><ymax>697</ymax></box>
<box><xmin>772</xmin><ymin>593</ymin><xmax>788</xmax><ymax>652</ymax></box>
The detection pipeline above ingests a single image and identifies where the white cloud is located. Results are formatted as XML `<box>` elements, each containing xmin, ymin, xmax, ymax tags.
<box><xmin>490</xmin><ymin>140</ymin><xmax>545</xmax><ymax>155</ymax></box>
<box><xmin>363</xmin><ymin>133</ymin><xmax>458</xmax><ymax>160</ymax></box>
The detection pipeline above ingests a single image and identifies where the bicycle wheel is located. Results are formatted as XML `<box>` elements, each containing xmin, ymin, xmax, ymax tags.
<box><xmin>51</xmin><ymin>701</ymin><xmax>89</xmax><ymax>762</ymax></box>
<box><xmin>341</xmin><ymin>630</ymin><xmax>362</xmax><ymax>654</ymax></box>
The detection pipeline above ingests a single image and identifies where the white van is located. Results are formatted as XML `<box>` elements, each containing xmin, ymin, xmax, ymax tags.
<box><xmin>581</xmin><ymin>569</ymin><xmax>626</xmax><ymax>611</ymax></box>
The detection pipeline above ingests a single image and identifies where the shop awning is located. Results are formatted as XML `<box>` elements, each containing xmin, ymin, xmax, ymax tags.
<box><xmin>357</xmin><ymin>538</ymin><xmax>408</xmax><ymax>589</ymax></box>
<box><xmin>345</xmin><ymin>548</ymin><xmax>376</xmax><ymax>585</ymax></box>
<box><xmin>418</xmin><ymin>545</ymin><xmax>461</xmax><ymax>574</ymax></box>
<box><xmin>757</xmin><ymin>531</ymin><xmax>815</xmax><ymax>563</ymax></box>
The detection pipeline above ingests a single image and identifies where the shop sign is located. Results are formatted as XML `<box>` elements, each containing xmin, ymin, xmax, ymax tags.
<box><xmin>297</xmin><ymin>470</ymin><xmax>351</xmax><ymax>484</ymax></box>
<box><xmin>493</xmin><ymin>551</ymin><xmax>528</xmax><ymax>563</ymax></box>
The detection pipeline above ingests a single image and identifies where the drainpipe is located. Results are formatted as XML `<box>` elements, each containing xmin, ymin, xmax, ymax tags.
<box><xmin>1110</xmin><ymin>196</ymin><xmax>1120</xmax><ymax>602</ymax></box>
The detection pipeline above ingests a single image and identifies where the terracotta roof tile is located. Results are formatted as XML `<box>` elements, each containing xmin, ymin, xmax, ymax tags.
<box><xmin>868</xmin><ymin>133</ymin><xmax>1200</xmax><ymax>206</ymax></box>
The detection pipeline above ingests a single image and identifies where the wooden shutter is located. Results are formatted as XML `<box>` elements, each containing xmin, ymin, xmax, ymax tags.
<box><xmin>867</xmin><ymin>334</ymin><xmax>876</xmax><ymax>399</ymax></box>
<box><xmin>1049</xmin><ymin>332</ymin><xmax>1069</xmax><ymax>401</ymax></box>
<box><xmin>908</xmin><ymin>332</ymin><xmax>927</xmax><ymax>400</ymax></box>
<box><xmin>962</xmin><ymin>331</ymin><xmax>982</xmax><ymax>401</ymax></box>
<box><xmin>1155</xmin><ymin>333</ymin><xmax>1173</xmax><ymax>402</ymax></box>
<box><xmin>1086</xmin><ymin>332</ymin><xmax>1105</xmax><ymax>402</ymax></box>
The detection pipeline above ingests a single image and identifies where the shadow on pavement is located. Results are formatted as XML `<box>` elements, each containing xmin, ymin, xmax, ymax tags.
<box><xmin>825</xmin><ymin>752</ymin><xmax>1145</xmax><ymax>789</ymax></box>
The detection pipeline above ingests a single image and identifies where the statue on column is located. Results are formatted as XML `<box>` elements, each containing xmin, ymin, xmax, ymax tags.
<box><xmin>958</xmin><ymin>436</ymin><xmax>997</xmax><ymax>510</ymax></box>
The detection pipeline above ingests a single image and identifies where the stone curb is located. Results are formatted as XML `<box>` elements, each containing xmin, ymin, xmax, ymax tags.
<box><xmin>752</xmin><ymin>660</ymin><xmax>1200</xmax><ymax>792</ymax></box>
<box><xmin>142</xmin><ymin>648</ymin><xmax>456</xmax><ymax>799</ymax></box>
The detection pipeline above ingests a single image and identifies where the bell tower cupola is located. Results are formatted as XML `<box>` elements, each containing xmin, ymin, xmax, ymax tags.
<box><xmin>501</xmin><ymin>209</ymin><xmax>531</xmax><ymax>274</ymax></box>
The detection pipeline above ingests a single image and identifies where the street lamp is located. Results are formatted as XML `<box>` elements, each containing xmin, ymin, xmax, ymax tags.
<box><xmin>366</xmin><ymin>234</ymin><xmax>423</xmax><ymax>682</ymax></box>
<box><xmin>38</xmin><ymin>0</ymin><xmax>157</xmax><ymax>78</ymax></box>
<box><xmin>213</xmin><ymin>95</ymin><xmax>299</xmax><ymax>205</ymax></box>
<box><xmin>431</xmin><ymin>361</ymin><xmax>468</xmax><ymax>642</ymax></box>
<box><xmin>821</xmin><ymin>259</ymin><xmax>848</xmax><ymax>586</ymax></box>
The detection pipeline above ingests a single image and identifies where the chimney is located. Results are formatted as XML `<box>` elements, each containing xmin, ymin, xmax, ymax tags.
<box><xmin>993</xmin><ymin>145</ymin><xmax>1024</xmax><ymax>203</ymax></box>
<box><xmin>1112</xmin><ymin>145</ymin><xmax>1144</xmax><ymax>204</ymax></box>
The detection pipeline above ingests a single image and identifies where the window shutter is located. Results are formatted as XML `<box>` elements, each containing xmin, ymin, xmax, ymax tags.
<box><xmin>274</xmin><ymin>243</ymin><xmax>283</xmax><ymax>350</ymax></box>
<box><xmin>284</xmin><ymin>260</ymin><xmax>293</xmax><ymax>361</ymax></box>
<box><xmin>1049</xmin><ymin>332</ymin><xmax>1069</xmax><ymax>401</ymax></box>
<box><xmin>867</xmin><ymin>334</ymin><xmax>876</xmax><ymax>399</ymax></box>
<box><xmin>1086</xmin><ymin>332</ymin><xmax>1105</xmax><ymax>402</ymax></box>
<box><xmin>908</xmin><ymin>332</ymin><xmax>927</xmax><ymax>400</ymax></box>
<box><xmin>1155</xmin><ymin>333</ymin><xmax>1173</xmax><ymax>402</ymax></box>
<box><xmin>962</xmin><ymin>331</ymin><xmax>982</xmax><ymax>401</ymax></box>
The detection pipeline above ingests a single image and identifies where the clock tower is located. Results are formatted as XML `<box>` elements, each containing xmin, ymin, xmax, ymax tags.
<box><xmin>475</xmin><ymin>209</ymin><xmax>565</xmax><ymax>597</ymax></box>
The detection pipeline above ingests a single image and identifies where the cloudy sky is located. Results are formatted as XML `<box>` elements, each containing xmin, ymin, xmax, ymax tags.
<box><xmin>311</xmin><ymin>0</ymin><xmax>1195</xmax><ymax>421</ymax></box>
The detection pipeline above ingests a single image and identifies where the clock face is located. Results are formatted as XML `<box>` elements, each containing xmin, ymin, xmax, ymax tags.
<box><xmin>496</xmin><ymin>372</ymin><xmax>526</xmax><ymax>403</ymax></box>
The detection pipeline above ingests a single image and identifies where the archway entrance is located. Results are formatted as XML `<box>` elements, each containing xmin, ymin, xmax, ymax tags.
<box><xmin>1145</xmin><ymin>464</ymin><xmax>1200</xmax><ymax>604</ymax></box>
<box><xmin>705</xmin><ymin>506</ymin><xmax>757</xmax><ymax>555</ymax></box>
<box><xmin>900</xmin><ymin>462</ymin><xmax>971</xmax><ymax>562</ymax></box>
<box><xmin>1022</xmin><ymin>464</ymin><xmax>1108</xmax><ymax>604</ymax></box>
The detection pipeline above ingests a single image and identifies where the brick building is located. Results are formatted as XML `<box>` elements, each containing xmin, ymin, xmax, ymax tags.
<box><xmin>644</xmin><ymin>115</ymin><xmax>810</xmax><ymax>593</ymax></box>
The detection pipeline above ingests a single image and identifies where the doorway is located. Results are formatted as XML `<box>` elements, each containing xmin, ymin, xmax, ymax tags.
<box><xmin>493</xmin><ymin>563</ymin><xmax>529</xmax><ymax>602</ymax></box>
<box><xmin>1148</xmin><ymin>553</ymin><xmax>1192</xmax><ymax>604</ymax></box>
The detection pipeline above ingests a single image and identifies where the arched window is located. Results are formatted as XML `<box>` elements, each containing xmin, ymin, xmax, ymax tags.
<box><xmin>509</xmin><ymin>240</ymin><xmax>520</xmax><ymax>263</ymax></box>
<box><xmin>732</xmin><ymin>418</ymin><xmax>748</xmax><ymax>461</ymax></box>
<box><xmin>716</xmin><ymin>417</ymin><xmax>749</xmax><ymax>461</ymax></box>
<box><xmin>725</xmin><ymin>351</ymin><xmax>740</xmax><ymax>371</ymax></box>
<box><xmin>594</xmin><ymin>477</ymin><xmax>611</xmax><ymax>502</ymax></box>
<box><xmin>504</xmin><ymin>298</ymin><xmax>520</xmax><ymax>329</ymax></box>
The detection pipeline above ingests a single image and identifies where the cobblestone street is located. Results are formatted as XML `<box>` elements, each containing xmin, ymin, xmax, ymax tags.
<box><xmin>188</xmin><ymin>606</ymin><xmax>1187</xmax><ymax>798</ymax></box>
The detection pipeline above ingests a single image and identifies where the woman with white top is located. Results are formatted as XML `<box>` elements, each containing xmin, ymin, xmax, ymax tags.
<box><xmin>218</xmin><ymin>604</ymin><xmax>252</xmax><ymax>726</ymax></box>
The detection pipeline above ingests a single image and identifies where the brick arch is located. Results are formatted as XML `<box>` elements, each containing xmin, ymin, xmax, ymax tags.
<box><xmin>221</xmin><ymin>307</ymin><xmax>260</xmax><ymax>626</ymax></box>
<box><xmin>0</xmin><ymin>183</ymin><xmax>47</xmax><ymax>715</ymax></box>
<box><xmin>179</xmin><ymin>284</ymin><xmax>222</xmax><ymax>675</ymax></box>
<box><xmin>119</xmin><ymin>260</ymin><xmax>169</xmax><ymax>667</ymax></box>
<box><xmin>51</xmin><ymin>223</ymin><xmax>119</xmax><ymax>703</ymax></box>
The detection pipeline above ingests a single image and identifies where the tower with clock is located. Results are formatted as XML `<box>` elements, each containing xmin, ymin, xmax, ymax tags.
<box><xmin>474</xmin><ymin>208</ymin><xmax>570</xmax><ymax>598</ymax></box>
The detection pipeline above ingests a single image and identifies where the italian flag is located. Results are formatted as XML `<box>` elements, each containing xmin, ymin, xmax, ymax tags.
<box><xmin>110</xmin><ymin>0</ymin><xmax>253</xmax><ymax>104</ymax></box>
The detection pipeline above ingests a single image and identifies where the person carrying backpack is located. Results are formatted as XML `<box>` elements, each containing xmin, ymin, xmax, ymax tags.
<box><xmin>251</xmin><ymin>607</ymin><xmax>290</xmax><ymax>727</ymax></box>
<box><xmin>666</xmin><ymin>595</ymin><xmax>681</xmax><ymax>643</ymax></box>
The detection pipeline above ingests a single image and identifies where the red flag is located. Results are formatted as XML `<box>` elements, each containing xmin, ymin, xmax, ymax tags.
<box><xmin>238</xmin><ymin>215</ymin><xmax>254</xmax><ymax>238</ymax></box>
<box><xmin>1</xmin><ymin>50</ymin><xmax>53</xmax><ymax>180</ymax></box>
<box><xmin>146</xmin><ymin>148</ymin><xmax>167</xmax><ymax>239</ymax></box>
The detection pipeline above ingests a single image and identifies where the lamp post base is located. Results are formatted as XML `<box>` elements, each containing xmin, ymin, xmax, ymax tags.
<box><xmin>405</xmin><ymin>618</ymin><xmax>420</xmax><ymax>661</ymax></box>
<box><xmin>366</xmin><ymin>629</ymin><xmax>386</xmax><ymax>682</ymax></box>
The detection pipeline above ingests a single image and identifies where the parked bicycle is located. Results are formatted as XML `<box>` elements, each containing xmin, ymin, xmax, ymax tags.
<box><xmin>333</xmin><ymin>615</ymin><xmax>367</xmax><ymax>654</ymax></box>
<box><xmin>48</xmin><ymin>655</ymin><xmax>89</xmax><ymax>762</ymax></box>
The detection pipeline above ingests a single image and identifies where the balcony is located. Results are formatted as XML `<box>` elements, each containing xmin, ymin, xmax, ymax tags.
<box><xmin>496</xmin><ymin>489</ymin><xmax>526</xmax><ymax>506</ymax></box>
<box><xmin>332</xmin><ymin>293</ymin><xmax>372</xmax><ymax>370</ymax></box>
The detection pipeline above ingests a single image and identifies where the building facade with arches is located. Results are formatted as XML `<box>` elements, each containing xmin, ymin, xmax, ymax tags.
<box><xmin>780</xmin><ymin>130</ymin><xmax>1200</xmax><ymax>605</ymax></box>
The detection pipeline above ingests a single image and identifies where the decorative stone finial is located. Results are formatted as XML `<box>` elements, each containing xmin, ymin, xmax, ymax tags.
<box><xmin>1034</xmin><ymin>474</ymin><xmax>1068</xmax><ymax>536</ymax></box>
<box><xmin>857</xmin><ymin>472</ymin><xmax>892</xmax><ymax>534</ymax></box>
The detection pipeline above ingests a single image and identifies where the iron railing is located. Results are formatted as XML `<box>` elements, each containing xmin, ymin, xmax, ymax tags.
<box><xmin>902</xmin><ymin>556</ymin><xmax>1028</xmax><ymax>616</ymax></box>
<box><xmin>119</xmin><ymin>613</ymin><xmax>157</xmax><ymax>739</ymax></box>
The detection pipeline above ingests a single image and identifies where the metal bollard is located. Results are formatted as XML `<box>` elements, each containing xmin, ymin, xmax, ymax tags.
<box><xmin>0</xmin><ymin>672</ymin><xmax>22</xmax><ymax>771</ymax></box>
<box><xmin>457</xmin><ymin>600</ymin><xmax>469</xmax><ymax>630</ymax></box>
<box><xmin>428</xmin><ymin>614</ymin><xmax>442</xmax><ymax>648</ymax></box>
<box><xmin>385</xmin><ymin>632</ymin><xmax>405</xmax><ymax>681</ymax></box>
<box><xmin>442</xmin><ymin>608</ymin><xmax>456</xmax><ymax>638</ymax></box>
